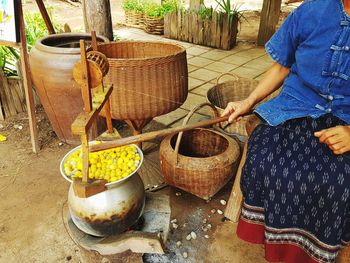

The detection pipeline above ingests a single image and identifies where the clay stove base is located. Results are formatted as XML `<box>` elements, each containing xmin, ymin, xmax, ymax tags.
<box><xmin>65</xmin><ymin>192</ymin><xmax>171</xmax><ymax>257</ymax></box>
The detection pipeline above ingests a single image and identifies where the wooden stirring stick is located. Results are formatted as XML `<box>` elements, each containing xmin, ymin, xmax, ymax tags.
<box><xmin>90</xmin><ymin>115</ymin><xmax>230</xmax><ymax>152</ymax></box>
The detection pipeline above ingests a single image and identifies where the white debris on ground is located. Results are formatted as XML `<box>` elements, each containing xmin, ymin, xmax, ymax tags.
<box><xmin>143</xmin><ymin>208</ymin><xmax>207</xmax><ymax>263</ymax></box>
<box><xmin>220</xmin><ymin>199</ymin><xmax>227</xmax><ymax>206</ymax></box>
<box><xmin>182</xmin><ymin>252</ymin><xmax>188</xmax><ymax>259</ymax></box>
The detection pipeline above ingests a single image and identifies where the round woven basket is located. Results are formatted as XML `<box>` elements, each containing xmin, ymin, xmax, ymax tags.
<box><xmin>207</xmin><ymin>73</ymin><xmax>258</xmax><ymax>139</ymax></box>
<box><xmin>207</xmin><ymin>73</ymin><xmax>279</xmax><ymax>140</ymax></box>
<box><xmin>97</xmin><ymin>41</ymin><xmax>188</xmax><ymax>122</ymax></box>
<box><xmin>144</xmin><ymin>16</ymin><xmax>164</xmax><ymax>35</ymax></box>
<box><xmin>159</xmin><ymin>103</ymin><xmax>240</xmax><ymax>200</ymax></box>
<box><xmin>125</xmin><ymin>10</ymin><xmax>144</xmax><ymax>26</ymax></box>
<box><xmin>337</xmin><ymin>245</ymin><xmax>350</xmax><ymax>263</ymax></box>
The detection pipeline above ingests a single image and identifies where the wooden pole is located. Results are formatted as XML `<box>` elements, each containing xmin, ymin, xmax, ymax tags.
<box><xmin>82</xmin><ymin>0</ymin><xmax>113</xmax><ymax>40</ymax></box>
<box><xmin>35</xmin><ymin>0</ymin><xmax>56</xmax><ymax>34</ymax></box>
<box><xmin>257</xmin><ymin>0</ymin><xmax>282</xmax><ymax>46</ymax></box>
<box><xmin>18</xmin><ymin>0</ymin><xmax>40</xmax><ymax>153</ymax></box>
<box><xmin>79</xmin><ymin>40</ymin><xmax>93</xmax><ymax>113</ymax></box>
<box><xmin>90</xmin><ymin>116</ymin><xmax>229</xmax><ymax>152</ymax></box>
<box><xmin>189</xmin><ymin>0</ymin><xmax>202</xmax><ymax>10</ymax></box>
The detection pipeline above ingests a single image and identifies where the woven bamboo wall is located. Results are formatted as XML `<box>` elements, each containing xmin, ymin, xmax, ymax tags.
<box><xmin>0</xmin><ymin>70</ymin><xmax>40</xmax><ymax>120</ymax></box>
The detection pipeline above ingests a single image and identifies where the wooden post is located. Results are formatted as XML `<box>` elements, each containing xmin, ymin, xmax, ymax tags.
<box><xmin>35</xmin><ymin>0</ymin><xmax>56</xmax><ymax>34</ymax></box>
<box><xmin>18</xmin><ymin>0</ymin><xmax>40</xmax><ymax>153</ymax></box>
<box><xmin>257</xmin><ymin>0</ymin><xmax>282</xmax><ymax>46</ymax></box>
<box><xmin>79</xmin><ymin>40</ymin><xmax>93</xmax><ymax>113</ymax></box>
<box><xmin>82</xmin><ymin>0</ymin><xmax>113</xmax><ymax>40</ymax></box>
<box><xmin>189</xmin><ymin>0</ymin><xmax>202</xmax><ymax>10</ymax></box>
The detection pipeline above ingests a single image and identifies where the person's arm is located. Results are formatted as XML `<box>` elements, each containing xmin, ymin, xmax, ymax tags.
<box><xmin>222</xmin><ymin>62</ymin><xmax>290</xmax><ymax>123</ymax></box>
<box><xmin>314</xmin><ymin>126</ymin><xmax>350</xmax><ymax>155</ymax></box>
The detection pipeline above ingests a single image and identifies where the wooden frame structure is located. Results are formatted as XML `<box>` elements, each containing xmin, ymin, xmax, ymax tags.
<box><xmin>0</xmin><ymin>0</ymin><xmax>55</xmax><ymax>153</ymax></box>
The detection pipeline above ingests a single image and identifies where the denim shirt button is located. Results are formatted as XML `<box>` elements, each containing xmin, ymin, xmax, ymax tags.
<box><xmin>332</xmin><ymin>72</ymin><xmax>339</xmax><ymax>77</ymax></box>
<box><xmin>328</xmin><ymin>95</ymin><xmax>334</xmax><ymax>101</ymax></box>
<box><xmin>345</xmin><ymin>46</ymin><xmax>350</xmax><ymax>51</ymax></box>
<box><xmin>326</xmin><ymin>108</ymin><xmax>332</xmax><ymax>113</ymax></box>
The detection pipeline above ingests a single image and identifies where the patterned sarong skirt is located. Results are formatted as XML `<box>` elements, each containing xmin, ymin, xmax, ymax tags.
<box><xmin>237</xmin><ymin>114</ymin><xmax>350</xmax><ymax>263</ymax></box>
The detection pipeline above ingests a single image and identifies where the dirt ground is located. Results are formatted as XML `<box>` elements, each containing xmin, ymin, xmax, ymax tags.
<box><xmin>0</xmin><ymin>1</ymin><xmax>296</xmax><ymax>262</ymax></box>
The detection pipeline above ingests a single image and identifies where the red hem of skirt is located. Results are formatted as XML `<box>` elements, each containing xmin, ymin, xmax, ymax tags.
<box><xmin>237</xmin><ymin>218</ymin><xmax>319</xmax><ymax>263</ymax></box>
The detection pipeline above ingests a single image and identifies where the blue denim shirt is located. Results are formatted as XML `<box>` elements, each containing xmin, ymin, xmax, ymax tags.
<box><xmin>255</xmin><ymin>0</ymin><xmax>350</xmax><ymax>126</ymax></box>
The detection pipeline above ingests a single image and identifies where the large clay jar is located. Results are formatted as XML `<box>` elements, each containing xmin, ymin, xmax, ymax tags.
<box><xmin>29</xmin><ymin>33</ymin><xmax>108</xmax><ymax>144</ymax></box>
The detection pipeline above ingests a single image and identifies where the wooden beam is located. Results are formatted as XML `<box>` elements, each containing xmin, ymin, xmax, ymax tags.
<box><xmin>18</xmin><ymin>0</ymin><xmax>40</xmax><ymax>153</ymax></box>
<box><xmin>257</xmin><ymin>0</ymin><xmax>282</xmax><ymax>46</ymax></box>
<box><xmin>71</xmin><ymin>85</ymin><xmax>113</xmax><ymax>135</ymax></box>
<box><xmin>35</xmin><ymin>0</ymin><xmax>56</xmax><ymax>34</ymax></box>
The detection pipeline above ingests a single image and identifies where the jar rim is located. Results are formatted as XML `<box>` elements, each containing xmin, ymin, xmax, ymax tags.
<box><xmin>34</xmin><ymin>33</ymin><xmax>109</xmax><ymax>54</ymax></box>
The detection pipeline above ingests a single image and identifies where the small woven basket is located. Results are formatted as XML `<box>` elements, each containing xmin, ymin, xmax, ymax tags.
<box><xmin>125</xmin><ymin>10</ymin><xmax>144</xmax><ymax>26</ymax></box>
<box><xmin>207</xmin><ymin>73</ymin><xmax>279</xmax><ymax>140</ymax></box>
<box><xmin>159</xmin><ymin>103</ymin><xmax>240</xmax><ymax>200</ymax></box>
<box><xmin>144</xmin><ymin>16</ymin><xmax>164</xmax><ymax>35</ymax></box>
<box><xmin>207</xmin><ymin>73</ymin><xmax>258</xmax><ymax>139</ymax></box>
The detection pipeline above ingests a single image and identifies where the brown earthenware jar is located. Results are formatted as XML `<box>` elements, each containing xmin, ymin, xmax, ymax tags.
<box><xmin>29</xmin><ymin>33</ymin><xmax>108</xmax><ymax>144</ymax></box>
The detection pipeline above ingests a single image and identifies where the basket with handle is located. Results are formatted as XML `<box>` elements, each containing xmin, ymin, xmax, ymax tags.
<box><xmin>207</xmin><ymin>73</ymin><xmax>258</xmax><ymax>140</ymax></box>
<box><xmin>159</xmin><ymin>103</ymin><xmax>240</xmax><ymax>200</ymax></box>
<box><xmin>337</xmin><ymin>245</ymin><xmax>350</xmax><ymax>263</ymax></box>
<box><xmin>207</xmin><ymin>73</ymin><xmax>279</xmax><ymax>141</ymax></box>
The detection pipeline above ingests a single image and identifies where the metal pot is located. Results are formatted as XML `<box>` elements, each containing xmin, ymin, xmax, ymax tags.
<box><xmin>60</xmin><ymin>143</ymin><xmax>145</xmax><ymax>237</ymax></box>
<box><xmin>68</xmin><ymin>172</ymin><xmax>145</xmax><ymax>237</ymax></box>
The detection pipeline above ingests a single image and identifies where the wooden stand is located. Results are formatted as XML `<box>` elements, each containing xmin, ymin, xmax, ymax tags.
<box><xmin>71</xmin><ymin>37</ymin><xmax>114</xmax><ymax>198</ymax></box>
<box><xmin>65</xmin><ymin>192</ymin><xmax>171</xmax><ymax>256</ymax></box>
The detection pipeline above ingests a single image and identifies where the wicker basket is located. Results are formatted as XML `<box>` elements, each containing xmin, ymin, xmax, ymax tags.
<box><xmin>337</xmin><ymin>245</ymin><xmax>350</xmax><ymax>263</ymax></box>
<box><xmin>159</xmin><ymin>103</ymin><xmax>240</xmax><ymax>200</ymax></box>
<box><xmin>125</xmin><ymin>10</ymin><xmax>144</xmax><ymax>26</ymax></box>
<box><xmin>207</xmin><ymin>73</ymin><xmax>279</xmax><ymax>140</ymax></box>
<box><xmin>144</xmin><ymin>16</ymin><xmax>164</xmax><ymax>35</ymax></box>
<box><xmin>97</xmin><ymin>41</ymin><xmax>188</xmax><ymax>125</ymax></box>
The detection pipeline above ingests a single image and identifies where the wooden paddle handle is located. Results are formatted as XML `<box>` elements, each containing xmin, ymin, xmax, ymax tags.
<box><xmin>90</xmin><ymin>115</ymin><xmax>229</xmax><ymax>152</ymax></box>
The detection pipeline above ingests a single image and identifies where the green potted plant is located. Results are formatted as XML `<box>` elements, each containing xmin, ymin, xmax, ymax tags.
<box><xmin>214</xmin><ymin>0</ymin><xmax>245</xmax><ymax>48</ymax></box>
<box><xmin>122</xmin><ymin>0</ymin><xmax>145</xmax><ymax>26</ymax></box>
<box><xmin>144</xmin><ymin>0</ymin><xmax>181</xmax><ymax>35</ymax></box>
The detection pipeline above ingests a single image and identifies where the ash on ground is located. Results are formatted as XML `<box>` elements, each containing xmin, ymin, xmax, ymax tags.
<box><xmin>143</xmin><ymin>208</ymin><xmax>209</xmax><ymax>263</ymax></box>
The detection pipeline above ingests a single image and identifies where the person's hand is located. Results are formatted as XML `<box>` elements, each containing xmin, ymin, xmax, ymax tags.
<box><xmin>221</xmin><ymin>99</ymin><xmax>253</xmax><ymax>123</ymax></box>
<box><xmin>314</xmin><ymin>125</ymin><xmax>350</xmax><ymax>155</ymax></box>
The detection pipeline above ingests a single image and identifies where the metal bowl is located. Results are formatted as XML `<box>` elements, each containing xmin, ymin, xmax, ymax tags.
<box><xmin>59</xmin><ymin>141</ymin><xmax>144</xmax><ymax>188</ymax></box>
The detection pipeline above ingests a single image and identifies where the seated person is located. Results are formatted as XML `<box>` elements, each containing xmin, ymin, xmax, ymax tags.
<box><xmin>223</xmin><ymin>0</ymin><xmax>350</xmax><ymax>262</ymax></box>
